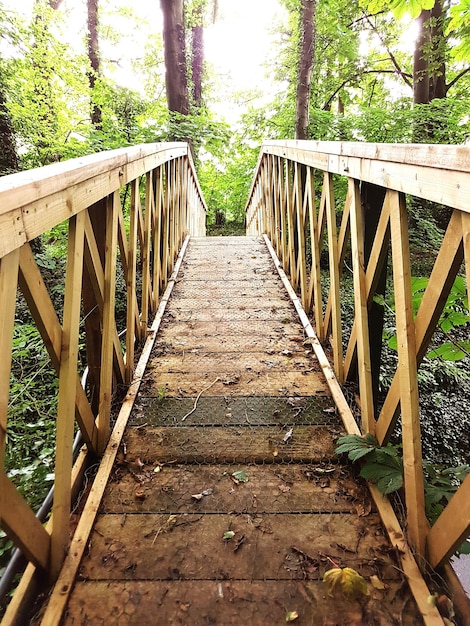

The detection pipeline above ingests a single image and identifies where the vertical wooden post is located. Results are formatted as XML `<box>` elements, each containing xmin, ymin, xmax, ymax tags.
<box><xmin>389</xmin><ymin>190</ymin><xmax>427</xmax><ymax>557</ymax></box>
<box><xmin>97</xmin><ymin>193</ymin><xmax>118</xmax><ymax>454</ymax></box>
<box><xmin>82</xmin><ymin>198</ymin><xmax>106</xmax><ymax>414</ymax></box>
<box><xmin>0</xmin><ymin>249</ymin><xmax>20</xmax><ymax>472</ymax></box>
<box><xmin>325</xmin><ymin>172</ymin><xmax>343</xmax><ymax>382</ymax></box>
<box><xmin>361</xmin><ymin>183</ymin><xmax>388</xmax><ymax>415</ymax></box>
<box><xmin>349</xmin><ymin>179</ymin><xmax>375</xmax><ymax>433</ymax></box>
<box><xmin>126</xmin><ymin>180</ymin><xmax>139</xmax><ymax>384</ymax></box>
<box><xmin>294</xmin><ymin>162</ymin><xmax>308</xmax><ymax>310</ymax></box>
<box><xmin>141</xmin><ymin>172</ymin><xmax>153</xmax><ymax>335</ymax></box>
<box><xmin>51</xmin><ymin>211</ymin><xmax>85</xmax><ymax>577</ymax></box>
<box><xmin>306</xmin><ymin>167</ymin><xmax>322</xmax><ymax>335</ymax></box>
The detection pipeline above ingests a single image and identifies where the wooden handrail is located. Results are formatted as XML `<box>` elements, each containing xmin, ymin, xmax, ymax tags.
<box><xmin>0</xmin><ymin>143</ymin><xmax>206</xmax><ymax>583</ymax></box>
<box><xmin>246</xmin><ymin>140</ymin><xmax>470</xmax><ymax>617</ymax></box>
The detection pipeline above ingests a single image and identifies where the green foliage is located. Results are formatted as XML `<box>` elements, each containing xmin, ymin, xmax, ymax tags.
<box><xmin>336</xmin><ymin>435</ymin><xmax>470</xmax><ymax>554</ymax></box>
<box><xmin>335</xmin><ymin>434</ymin><xmax>403</xmax><ymax>494</ymax></box>
<box><xmin>382</xmin><ymin>275</ymin><xmax>470</xmax><ymax>361</ymax></box>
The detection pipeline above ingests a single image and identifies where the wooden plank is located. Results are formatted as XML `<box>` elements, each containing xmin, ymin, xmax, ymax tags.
<box><xmin>125</xmin><ymin>179</ymin><xmax>139</xmax><ymax>383</ymax></box>
<box><xmin>259</xmin><ymin>142</ymin><xmax>470</xmax><ymax>211</ymax></box>
<box><xmin>0</xmin><ymin>248</ymin><xmax>19</xmax><ymax>467</ymax></box>
<box><xmin>152</xmin><ymin>325</ymin><xmax>305</xmax><ymax>353</ymax></box>
<box><xmin>39</xmin><ymin>237</ymin><xmax>190</xmax><ymax>626</ymax></box>
<box><xmin>263</xmin><ymin>139</ymin><xmax>470</xmax><ymax>171</ymax></box>
<box><xmin>0</xmin><ymin>473</ymin><xmax>50</xmax><ymax>571</ymax></box>
<box><xmin>131</xmin><ymin>395</ymin><xmax>335</xmax><ymax>428</ymax></box>
<box><xmin>123</xmin><ymin>425</ymin><xmax>341</xmax><ymax>464</ymax></box>
<box><xmin>101</xmin><ymin>463</ymin><xmax>368</xmax><ymax>514</ymax></box>
<box><xmin>349</xmin><ymin>179</ymin><xmax>375</xmax><ymax>433</ymax></box>
<box><xmin>64</xmin><ymin>579</ymin><xmax>421</xmax><ymax>626</ymax></box>
<box><xmin>97</xmin><ymin>194</ymin><xmax>119</xmax><ymax>453</ymax></box>
<box><xmin>142</xmin><ymin>370</ymin><xmax>330</xmax><ymax>397</ymax></box>
<box><xmin>147</xmin><ymin>351</ymin><xmax>318</xmax><ymax>375</ymax></box>
<box><xmin>78</xmin><ymin>512</ymin><xmax>399</xmax><ymax>581</ymax></box>
<box><xmin>18</xmin><ymin>243</ymin><xmax>98</xmax><ymax>450</ymax></box>
<box><xmin>427</xmin><ymin>473</ymin><xmax>470</xmax><ymax>568</ymax></box>
<box><xmin>463</xmin><ymin>211</ymin><xmax>470</xmax><ymax>310</ymax></box>
<box><xmin>51</xmin><ymin>211</ymin><xmax>86</xmax><ymax>577</ymax></box>
<box><xmin>324</xmin><ymin>173</ymin><xmax>343</xmax><ymax>382</ymax></box>
<box><xmin>389</xmin><ymin>190</ymin><xmax>427</xmax><ymax>557</ymax></box>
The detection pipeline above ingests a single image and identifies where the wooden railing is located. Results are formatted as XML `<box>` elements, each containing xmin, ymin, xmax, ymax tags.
<box><xmin>246</xmin><ymin>140</ymin><xmax>470</xmax><ymax>609</ymax></box>
<box><xmin>0</xmin><ymin>143</ymin><xmax>206</xmax><ymax>586</ymax></box>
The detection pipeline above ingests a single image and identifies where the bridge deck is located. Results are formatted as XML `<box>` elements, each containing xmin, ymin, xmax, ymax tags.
<box><xmin>60</xmin><ymin>237</ymin><xmax>422</xmax><ymax>625</ymax></box>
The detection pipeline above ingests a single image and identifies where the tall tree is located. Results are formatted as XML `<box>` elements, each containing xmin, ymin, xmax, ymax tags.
<box><xmin>160</xmin><ymin>0</ymin><xmax>190</xmax><ymax>117</ymax></box>
<box><xmin>0</xmin><ymin>78</ymin><xmax>19</xmax><ymax>175</ymax></box>
<box><xmin>295</xmin><ymin>0</ymin><xmax>316</xmax><ymax>139</ymax></box>
<box><xmin>87</xmin><ymin>0</ymin><xmax>102</xmax><ymax>129</ymax></box>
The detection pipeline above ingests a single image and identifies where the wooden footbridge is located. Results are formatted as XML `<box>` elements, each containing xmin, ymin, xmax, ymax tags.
<box><xmin>0</xmin><ymin>142</ymin><xmax>469</xmax><ymax>625</ymax></box>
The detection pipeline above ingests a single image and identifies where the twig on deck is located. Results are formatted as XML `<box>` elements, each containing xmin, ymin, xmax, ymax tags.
<box><xmin>181</xmin><ymin>377</ymin><xmax>220</xmax><ymax>421</ymax></box>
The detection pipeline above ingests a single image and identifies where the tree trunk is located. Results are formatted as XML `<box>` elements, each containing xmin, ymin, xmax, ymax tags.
<box><xmin>430</xmin><ymin>0</ymin><xmax>446</xmax><ymax>100</ymax></box>
<box><xmin>413</xmin><ymin>9</ymin><xmax>431</xmax><ymax>105</ymax></box>
<box><xmin>295</xmin><ymin>0</ymin><xmax>316</xmax><ymax>140</ymax></box>
<box><xmin>87</xmin><ymin>0</ymin><xmax>102</xmax><ymax>129</ymax></box>
<box><xmin>0</xmin><ymin>78</ymin><xmax>19</xmax><ymax>175</ymax></box>
<box><xmin>191</xmin><ymin>18</ymin><xmax>204</xmax><ymax>108</ymax></box>
<box><xmin>160</xmin><ymin>0</ymin><xmax>190</xmax><ymax>116</ymax></box>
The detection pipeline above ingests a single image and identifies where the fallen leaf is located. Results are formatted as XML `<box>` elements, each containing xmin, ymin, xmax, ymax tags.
<box><xmin>285</xmin><ymin>611</ymin><xmax>299</xmax><ymax>622</ymax></box>
<box><xmin>370</xmin><ymin>575</ymin><xmax>386</xmax><ymax>590</ymax></box>
<box><xmin>231</xmin><ymin>470</ymin><xmax>248</xmax><ymax>483</ymax></box>
<box><xmin>323</xmin><ymin>566</ymin><xmax>369</xmax><ymax>599</ymax></box>
<box><xmin>154</xmin><ymin>466</ymin><xmax>162</xmax><ymax>473</ymax></box>
<box><xmin>283</xmin><ymin>428</ymin><xmax>293</xmax><ymax>443</ymax></box>
<box><xmin>134</xmin><ymin>489</ymin><xmax>146</xmax><ymax>500</ymax></box>
<box><xmin>201</xmin><ymin>488</ymin><xmax>213</xmax><ymax>496</ymax></box>
<box><xmin>354</xmin><ymin>501</ymin><xmax>372</xmax><ymax>517</ymax></box>
<box><xmin>191</xmin><ymin>493</ymin><xmax>203</xmax><ymax>501</ymax></box>
<box><xmin>281</xmin><ymin>350</ymin><xmax>293</xmax><ymax>356</ymax></box>
<box><xmin>279</xmin><ymin>484</ymin><xmax>291</xmax><ymax>493</ymax></box>
<box><xmin>223</xmin><ymin>531</ymin><xmax>235</xmax><ymax>540</ymax></box>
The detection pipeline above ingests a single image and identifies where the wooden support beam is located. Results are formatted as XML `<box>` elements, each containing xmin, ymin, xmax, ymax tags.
<box><xmin>51</xmin><ymin>211</ymin><xmax>85</xmax><ymax>578</ymax></box>
<box><xmin>0</xmin><ymin>473</ymin><xmax>50</xmax><ymax>571</ymax></box>
<box><xmin>427</xmin><ymin>473</ymin><xmax>470</xmax><ymax>569</ymax></box>
<box><xmin>324</xmin><ymin>172</ymin><xmax>343</xmax><ymax>382</ymax></box>
<box><xmin>0</xmin><ymin>249</ymin><xmax>19</xmax><ymax>469</ymax></box>
<box><xmin>126</xmin><ymin>179</ymin><xmax>139</xmax><ymax>384</ymax></box>
<box><xmin>97</xmin><ymin>193</ymin><xmax>118</xmax><ymax>454</ymax></box>
<box><xmin>349</xmin><ymin>179</ymin><xmax>375</xmax><ymax>433</ymax></box>
<box><xmin>389</xmin><ymin>190</ymin><xmax>427</xmax><ymax>557</ymax></box>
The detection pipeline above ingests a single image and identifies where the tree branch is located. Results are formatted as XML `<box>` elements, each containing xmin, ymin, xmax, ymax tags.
<box><xmin>363</xmin><ymin>13</ymin><xmax>413</xmax><ymax>89</ymax></box>
<box><xmin>322</xmin><ymin>69</ymin><xmax>413</xmax><ymax>111</ymax></box>
<box><xmin>347</xmin><ymin>10</ymin><xmax>387</xmax><ymax>28</ymax></box>
<box><xmin>446</xmin><ymin>66</ymin><xmax>470</xmax><ymax>92</ymax></box>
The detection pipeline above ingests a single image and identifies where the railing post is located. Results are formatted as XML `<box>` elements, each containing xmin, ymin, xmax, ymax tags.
<box><xmin>389</xmin><ymin>190</ymin><xmax>427</xmax><ymax>557</ymax></box>
<box><xmin>51</xmin><ymin>211</ymin><xmax>85</xmax><ymax>578</ymax></box>
<box><xmin>82</xmin><ymin>198</ymin><xmax>107</xmax><ymax>415</ymax></box>
<box><xmin>349</xmin><ymin>179</ymin><xmax>375</xmax><ymax>433</ymax></box>
<box><xmin>97</xmin><ymin>193</ymin><xmax>118</xmax><ymax>454</ymax></box>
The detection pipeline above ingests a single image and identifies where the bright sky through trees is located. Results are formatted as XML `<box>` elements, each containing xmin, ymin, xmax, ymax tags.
<box><xmin>6</xmin><ymin>0</ymin><xmax>286</xmax><ymax>122</ymax></box>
